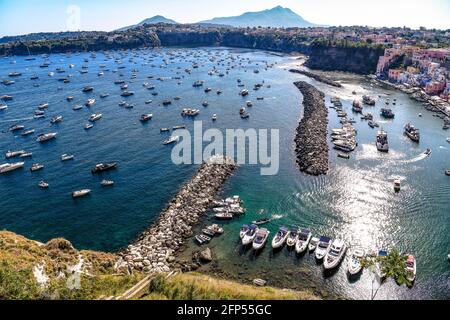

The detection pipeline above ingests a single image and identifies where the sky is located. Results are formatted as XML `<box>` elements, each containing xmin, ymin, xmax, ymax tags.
<box><xmin>0</xmin><ymin>0</ymin><xmax>449</xmax><ymax>37</ymax></box>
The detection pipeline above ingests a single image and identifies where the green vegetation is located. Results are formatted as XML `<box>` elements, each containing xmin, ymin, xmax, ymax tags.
<box><xmin>143</xmin><ymin>273</ymin><xmax>319</xmax><ymax>300</ymax></box>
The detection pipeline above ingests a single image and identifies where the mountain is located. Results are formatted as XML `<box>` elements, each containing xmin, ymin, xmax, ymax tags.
<box><xmin>199</xmin><ymin>6</ymin><xmax>319</xmax><ymax>28</ymax></box>
<box><xmin>118</xmin><ymin>15</ymin><xmax>178</xmax><ymax>31</ymax></box>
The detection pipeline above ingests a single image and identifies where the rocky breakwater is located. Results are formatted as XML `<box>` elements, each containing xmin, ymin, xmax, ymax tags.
<box><xmin>293</xmin><ymin>81</ymin><xmax>329</xmax><ymax>176</ymax></box>
<box><xmin>289</xmin><ymin>69</ymin><xmax>342</xmax><ymax>88</ymax></box>
<box><xmin>118</xmin><ymin>155</ymin><xmax>236</xmax><ymax>273</ymax></box>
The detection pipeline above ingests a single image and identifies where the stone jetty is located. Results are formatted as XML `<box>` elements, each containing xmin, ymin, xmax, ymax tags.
<box><xmin>293</xmin><ymin>81</ymin><xmax>329</xmax><ymax>176</ymax></box>
<box><xmin>117</xmin><ymin>155</ymin><xmax>236</xmax><ymax>273</ymax></box>
<box><xmin>289</xmin><ymin>69</ymin><xmax>342</xmax><ymax>88</ymax></box>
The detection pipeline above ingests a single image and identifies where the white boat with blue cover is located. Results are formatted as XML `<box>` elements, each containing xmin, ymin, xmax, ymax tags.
<box><xmin>295</xmin><ymin>229</ymin><xmax>312</xmax><ymax>254</ymax></box>
<box><xmin>315</xmin><ymin>236</ymin><xmax>332</xmax><ymax>260</ymax></box>
<box><xmin>271</xmin><ymin>226</ymin><xmax>289</xmax><ymax>249</ymax></box>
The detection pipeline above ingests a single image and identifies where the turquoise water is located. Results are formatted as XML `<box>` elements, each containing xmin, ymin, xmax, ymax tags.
<box><xmin>0</xmin><ymin>48</ymin><xmax>449</xmax><ymax>299</ymax></box>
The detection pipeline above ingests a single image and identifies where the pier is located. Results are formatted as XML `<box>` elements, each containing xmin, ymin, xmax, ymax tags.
<box><xmin>289</xmin><ymin>69</ymin><xmax>342</xmax><ymax>88</ymax></box>
<box><xmin>118</xmin><ymin>155</ymin><xmax>237</xmax><ymax>273</ymax></box>
<box><xmin>293</xmin><ymin>81</ymin><xmax>329</xmax><ymax>176</ymax></box>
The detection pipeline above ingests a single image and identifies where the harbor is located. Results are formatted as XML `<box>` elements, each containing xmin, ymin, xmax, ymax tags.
<box><xmin>0</xmin><ymin>48</ymin><xmax>449</xmax><ymax>300</ymax></box>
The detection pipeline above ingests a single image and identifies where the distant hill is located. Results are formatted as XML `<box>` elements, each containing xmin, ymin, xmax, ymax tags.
<box><xmin>199</xmin><ymin>6</ymin><xmax>319</xmax><ymax>28</ymax></box>
<box><xmin>118</xmin><ymin>15</ymin><xmax>178</xmax><ymax>31</ymax></box>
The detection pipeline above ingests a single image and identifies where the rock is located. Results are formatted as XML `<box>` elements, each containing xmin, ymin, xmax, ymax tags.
<box><xmin>199</xmin><ymin>248</ymin><xmax>213</xmax><ymax>263</ymax></box>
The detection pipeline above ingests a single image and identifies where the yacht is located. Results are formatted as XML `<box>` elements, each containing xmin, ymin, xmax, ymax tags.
<box><xmin>240</xmin><ymin>89</ymin><xmax>249</xmax><ymax>96</ymax></box>
<box><xmin>308</xmin><ymin>237</ymin><xmax>320</xmax><ymax>252</ymax></box>
<box><xmin>100</xmin><ymin>93</ymin><xmax>110</xmax><ymax>98</ymax></box>
<box><xmin>286</xmin><ymin>227</ymin><xmax>300</xmax><ymax>247</ymax></box>
<box><xmin>140</xmin><ymin>114</ymin><xmax>153</xmax><ymax>122</ymax></box>
<box><xmin>5</xmin><ymin>150</ymin><xmax>25</xmax><ymax>159</ymax></box>
<box><xmin>242</xmin><ymin>224</ymin><xmax>258</xmax><ymax>246</ymax></box>
<box><xmin>36</xmin><ymin>132</ymin><xmax>57</xmax><ymax>142</ymax></box>
<box><xmin>85</xmin><ymin>98</ymin><xmax>96</xmax><ymax>107</ymax></box>
<box><xmin>72</xmin><ymin>189</ymin><xmax>91</xmax><ymax>198</ymax></box>
<box><xmin>38</xmin><ymin>103</ymin><xmax>49</xmax><ymax>110</ymax></box>
<box><xmin>121</xmin><ymin>91</ymin><xmax>134</xmax><ymax>97</ymax></box>
<box><xmin>21</xmin><ymin>129</ymin><xmax>35</xmax><ymax>136</ymax></box>
<box><xmin>89</xmin><ymin>113</ymin><xmax>102</xmax><ymax>122</ymax></box>
<box><xmin>61</xmin><ymin>154</ymin><xmax>74</xmax><ymax>161</ymax></box>
<box><xmin>38</xmin><ymin>181</ymin><xmax>49</xmax><ymax>189</ymax></box>
<box><xmin>0</xmin><ymin>162</ymin><xmax>25</xmax><ymax>173</ymax></box>
<box><xmin>362</xmin><ymin>95</ymin><xmax>376</xmax><ymax>105</ymax></box>
<box><xmin>323</xmin><ymin>239</ymin><xmax>347</xmax><ymax>269</ymax></box>
<box><xmin>315</xmin><ymin>236</ymin><xmax>332</xmax><ymax>260</ymax></box>
<box><xmin>0</xmin><ymin>103</ymin><xmax>7</xmax><ymax>110</ymax></box>
<box><xmin>30</xmin><ymin>163</ymin><xmax>44</xmax><ymax>172</ymax></box>
<box><xmin>405</xmin><ymin>255</ymin><xmax>416</xmax><ymax>282</ymax></box>
<box><xmin>101</xmin><ymin>180</ymin><xmax>114</xmax><ymax>187</ymax></box>
<box><xmin>163</xmin><ymin>136</ymin><xmax>179</xmax><ymax>145</ymax></box>
<box><xmin>404</xmin><ymin>123</ymin><xmax>420</xmax><ymax>142</ymax></box>
<box><xmin>173</xmin><ymin>125</ymin><xmax>186</xmax><ymax>130</ymax></box>
<box><xmin>347</xmin><ymin>248</ymin><xmax>365</xmax><ymax>275</ymax></box>
<box><xmin>9</xmin><ymin>124</ymin><xmax>24</xmax><ymax>132</ymax></box>
<box><xmin>271</xmin><ymin>226</ymin><xmax>289</xmax><ymax>249</ymax></box>
<box><xmin>145</xmin><ymin>100</ymin><xmax>153</xmax><ymax>104</ymax></box>
<box><xmin>239</xmin><ymin>225</ymin><xmax>250</xmax><ymax>239</ymax></box>
<box><xmin>19</xmin><ymin>152</ymin><xmax>33</xmax><ymax>158</ymax></box>
<box><xmin>252</xmin><ymin>228</ymin><xmax>270</xmax><ymax>251</ymax></box>
<box><xmin>91</xmin><ymin>162</ymin><xmax>117</xmax><ymax>174</ymax></box>
<box><xmin>50</xmin><ymin>115</ymin><xmax>63</xmax><ymax>124</ymax></box>
<box><xmin>84</xmin><ymin>123</ymin><xmax>94</xmax><ymax>130</ymax></box>
<box><xmin>376</xmin><ymin>130</ymin><xmax>389</xmax><ymax>152</ymax></box>
<box><xmin>295</xmin><ymin>229</ymin><xmax>312</xmax><ymax>254</ymax></box>
<box><xmin>73</xmin><ymin>105</ymin><xmax>83</xmax><ymax>111</ymax></box>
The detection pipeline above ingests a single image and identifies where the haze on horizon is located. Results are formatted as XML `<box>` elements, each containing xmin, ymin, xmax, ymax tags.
<box><xmin>0</xmin><ymin>0</ymin><xmax>449</xmax><ymax>37</ymax></box>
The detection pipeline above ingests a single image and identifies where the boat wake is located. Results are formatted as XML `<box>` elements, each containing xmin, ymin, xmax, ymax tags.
<box><xmin>271</xmin><ymin>214</ymin><xmax>283</xmax><ymax>220</ymax></box>
<box><xmin>398</xmin><ymin>152</ymin><xmax>429</xmax><ymax>164</ymax></box>
<box><xmin>0</xmin><ymin>117</ymin><xmax>33</xmax><ymax>123</ymax></box>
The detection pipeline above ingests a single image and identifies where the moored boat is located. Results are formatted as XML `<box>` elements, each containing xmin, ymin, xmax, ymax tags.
<box><xmin>323</xmin><ymin>239</ymin><xmax>347</xmax><ymax>269</ymax></box>
<box><xmin>271</xmin><ymin>226</ymin><xmax>289</xmax><ymax>249</ymax></box>
<box><xmin>252</xmin><ymin>228</ymin><xmax>270</xmax><ymax>251</ymax></box>
<box><xmin>0</xmin><ymin>162</ymin><xmax>24</xmax><ymax>173</ymax></box>
<box><xmin>347</xmin><ymin>247</ymin><xmax>365</xmax><ymax>275</ymax></box>
<box><xmin>72</xmin><ymin>189</ymin><xmax>91</xmax><ymax>198</ymax></box>
<box><xmin>315</xmin><ymin>236</ymin><xmax>332</xmax><ymax>260</ymax></box>
<box><xmin>405</xmin><ymin>255</ymin><xmax>417</xmax><ymax>282</ymax></box>
<box><xmin>286</xmin><ymin>227</ymin><xmax>300</xmax><ymax>247</ymax></box>
<box><xmin>91</xmin><ymin>162</ymin><xmax>117</xmax><ymax>174</ymax></box>
<box><xmin>295</xmin><ymin>229</ymin><xmax>312</xmax><ymax>254</ymax></box>
<box><xmin>308</xmin><ymin>237</ymin><xmax>320</xmax><ymax>252</ymax></box>
<box><xmin>242</xmin><ymin>224</ymin><xmax>258</xmax><ymax>246</ymax></box>
<box><xmin>36</xmin><ymin>132</ymin><xmax>57</xmax><ymax>142</ymax></box>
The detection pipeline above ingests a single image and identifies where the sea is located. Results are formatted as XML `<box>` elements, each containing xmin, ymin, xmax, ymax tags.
<box><xmin>0</xmin><ymin>47</ymin><xmax>449</xmax><ymax>300</ymax></box>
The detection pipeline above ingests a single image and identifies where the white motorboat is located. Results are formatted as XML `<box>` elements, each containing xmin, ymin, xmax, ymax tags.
<box><xmin>323</xmin><ymin>239</ymin><xmax>347</xmax><ymax>269</ymax></box>
<box><xmin>286</xmin><ymin>227</ymin><xmax>300</xmax><ymax>247</ymax></box>
<box><xmin>73</xmin><ymin>105</ymin><xmax>83</xmax><ymax>111</ymax></box>
<box><xmin>295</xmin><ymin>229</ymin><xmax>312</xmax><ymax>254</ymax></box>
<box><xmin>72</xmin><ymin>189</ymin><xmax>91</xmax><ymax>198</ymax></box>
<box><xmin>405</xmin><ymin>255</ymin><xmax>416</xmax><ymax>282</ymax></box>
<box><xmin>85</xmin><ymin>98</ymin><xmax>96</xmax><ymax>107</ymax></box>
<box><xmin>61</xmin><ymin>154</ymin><xmax>74</xmax><ymax>161</ymax></box>
<box><xmin>5</xmin><ymin>150</ymin><xmax>25</xmax><ymax>159</ymax></box>
<box><xmin>239</xmin><ymin>224</ymin><xmax>250</xmax><ymax>239</ymax></box>
<box><xmin>315</xmin><ymin>236</ymin><xmax>332</xmax><ymax>260</ymax></box>
<box><xmin>89</xmin><ymin>113</ymin><xmax>102</xmax><ymax>122</ymax></box>
<box><xmin>0</xmin><ymin>162</ymin><xmax>24</xmax><ymax>174</ymax></box>
<box><xmin>212</xmin><ymin>114</ymin><xmax>217</xmax><ymax>121</ymax></box>
<box><xmin>0</xmin><ymin>103</ymin><xmax>8</xmax><ymax>110</ymax></box>
<box><xmin>19</xmin><ymin>152</ymin><xmax>32</xmax><ymax>158</ymax></box>
<box><xmin>214</xmin><ymin>212</ymin><xmax>233</xmax><ymax>220</ymax></box>
<box><xmin>30</xmin><ymin>163</ymin><xmax>44</xmax><ymax>172</ymax></box>
<box><xmin>242</xmin><ymin>224</ymin><xmax>258</xmax><ymax>246</ymax></box>
<box><xmin>207</xmin><ymin>224</ymin><xmax>223</xmax><ymax>235</ymax></box>
<box><xmin>347</xmin><ymin>247</ymin><xmax>365</xmax><ymax>275</ymax></box>
<box><xmin>252</xmin><ymin>228</ymin><xmax>270</xmax><ymax>251</ymax></box>
<box><xmin>271</xmin><ymin>226</ymin><xmax>289</xmax><ymax>249</ymax></box>
<box><xmin>50</xmin><ymin>115</ymin><xmax>63</xmax><ymax>124</ymax></box>
<box><xmin>21</xmin><ymin>129</ymin><xmax>35</xmax><ymax>136</ymax></box>
<box><xmin>101</xmin><ymin>180</ymin><xmax>114</xmax><ymax>187</ymax></box>
<box><xmin>36</xmin><ymin>132</ymin><xmax>57</xmax><ymax>142</ymax></box>
<box><xmin>163</xmin><ymin>135</ymin><xmax>179</xmax><ymax>145</ymax></box>
<box><xmin>140</xmin><ymin>114</ymin><xmax>153</xmax><ymax>122</ymax></box>
<box><xmin>376</xmin><ymin>130</ymin><xmax>389</xmax><ymax>152</ymax></box>
<box><xmin>38</xmin><ymin>181</ymin><xmax>49</xmax><ymax>189</ymax></box>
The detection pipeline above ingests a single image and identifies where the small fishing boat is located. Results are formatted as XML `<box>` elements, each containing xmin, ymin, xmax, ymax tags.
<box><xmin>252</xmin><ymin>228</ymin><xmax>270</xmax><ymax>251</ymax></box>
<box><xmin>72</xmin><ymin>189</ymin><xmax>91</xmax><ymax>198</ymax></box>
<box><xmin>252</xmin><ymin>217</ymin><xmax>271</xmax><ymax>225</ymax></box>
<box><xmin>0</xmin><ymin>104</ymin><xmax>8</xmax><ymax>110</ymax></box>
<box><xmin>160</xmin><ymin>128</ymin><xmax>170</xmax><ymax>133</ymax></box>
<box><xmin>215</xmin><ymin>212</ymin><xmax>233</xmax><ymax>220</ymax></box>
<box><xmin>5</xmin><ymin>150</ymin><xmax>25</xmax><ymax>159</ymax></box>
<box><xmin>163</xmin><ymin>136</ymin><xmax>179</xmax><ymax>145</ymax></box>
<box><xmin>19</xmin><ymin>152</ymin><xmax>32</xmax><ymax>158</ymax></box>
<box><xmin>38</xmin><ymin>181</ymin><xmax>49</xmax><ymax>189</ymax></box>
<box><xmin>101</xmin><ymin>180</ymin><xmax>114</xmax><ymax>187</ymax></box>
<box><xmin>61</xmin><ymin>154</ymin><xmax>74</xmax><ymax>161</ymax></box>
<box><xmin>323</xmin><ymin>239</ymin><xmax>347</xmax><ymax>270</ymax></box>
<box><xmin>73</xmin><ymin>105</ymin><xmax>83</xmax><ymax>111</ymax></box>
<box><xmin>202</xmin><ymin>101</ymin><xmax>209</xmax><ymax>107</ymax></box>
<box><xmin>338</xmin><ymin>153</ymin><xmax>350</xmax><ymax>159</ymax></box>
<box><xmin>9</xmin><ymin>124</ymin><xmax>24</xmax><ymax>132</ymax></box>
<box><xmin>84</xmin><ymin>123</ymin><xmax>94</xmax><ymax>130</ymax></box>
<box><xmin>242</xmin><ymin>224</ymin><xmax>258</xmax><ymax>246</ymax></box>
<box><xmin>315</xmin><ymin>236</ymin><xmax>332</xmax><ymax>260</ymax></box>
<box><xmin>140</xmin><ymin>114</ymin><xmax>153</xmax><ymax>122</ymax></box>
<box><xmin>206</xmin><ymin>224</ymin><xmax>223</xmax><ymax>235</ymax></box>
<box><xmin>82</xmin><ymin>86</ymin><xmax>94</xmax><ymax>93</ymax></box>
<box><xmin>195</xmin><ymin>234</ymin><xmax>211</xmax><ymax>245</ymax></box>
<box><xmin>394</xmin><ymin>179</ymin><xmax>401</xmax><ymax>192</ymax></box>
<box><xmin>21</xmin><ymin>129</ymin><xmax>35</xmax><ymax>136</ymax></box>
<box><xmin>89</xmin><ymin>113</ymin><xmax>102</xmax><ymax>122</ymax></box>
<box><xmin>202</xmin><ymin>228</ymin><xmax>215</xmax><ymax>237</ymax></box>
<box><xmin>50</xmin><ymin>115</ymin><xmax>63</xmax><ymax>124</ymax></box>
<box><xmin>85</xmin><ymin>98</ymin><xmax>96</xmax><ymax>107</ymax></box>
<box><xmin>100</xmin><ymin>93</ymin><xmax>109</xmax><ymax>98</ymax></box>
<box><xmin>271</xmin><ymin>226</ymin><xmax>289</xmax><ymax>249</ymax></box>
<box><xmin>212</xmin><ymin>114</ymin><xmax>217</xmax><ymax>121</ymax></box>
<box><xmin>405</xmin><ymin>255</ymin><xmax>416</xmax><ymax>282</ymax></box>
<box><xmin>347</xmin><ymin>247</ymin><xmax>365</xmax><ymax>275</ymax></box>
<box><xmin>295</xmin><ymin>229</ymin><xmax>312</xmax><ymax>254</ymax></box>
